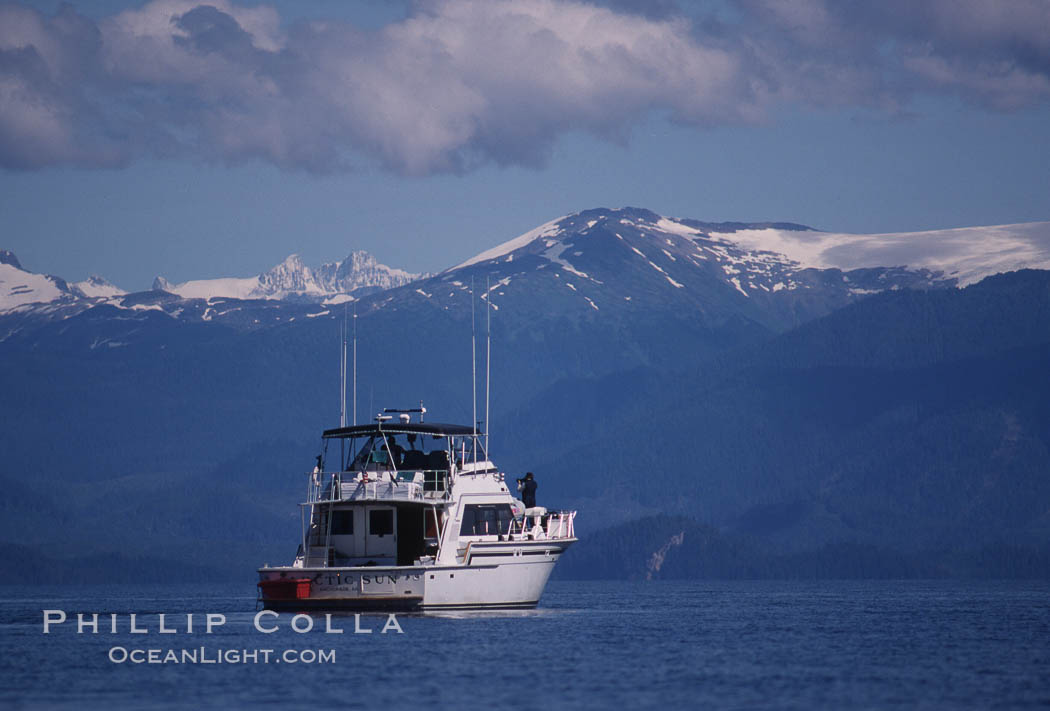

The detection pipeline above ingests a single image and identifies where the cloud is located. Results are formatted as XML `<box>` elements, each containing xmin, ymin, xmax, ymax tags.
<box><xmin>0</xmin><ymin>0</ymin><xmax>1047</xmax><ymax>174</ymax></box>
<box><xmin>0</xmin><ymin>3</ymin><xmax>124</xmax><ymax>168</ymax></box>
<box><xmin>731</xmin><ymin>0</ymin><xmax>1050</xmax><ymax>111</ymax></box>
<box><xmin>875</xmin><ymin>0</ymin><xmax>1050</xmax><ymax>110</ymax></box>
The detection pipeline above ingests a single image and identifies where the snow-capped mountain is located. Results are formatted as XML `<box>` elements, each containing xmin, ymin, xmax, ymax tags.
<box><xmin>153</xmin><ymin>251</ymin><xmax>422</xmax><ymax>303</ymax></box>
<box><xmin>4</xmin><ymin>208</ymin><xmax>1050</xmax><ymax>332</ymax></box>
<box><xmin>72</xmin><ymin>275</ymin><xmax>126</xmax><ymax>299</ymax></box>
<box><xmin>314</xmin><ymin>251</ymin><xmax>421</xmax><ymax>296</ymax></box>
<box><xmin>1</xmin><ymin>250</ymin><xmax>76</xmax><ymax>312</ymax></box>
<box><xmin>448</xmin><ymin>208</ymin><xmax>1050</xmax><ymax>292</ymax></box>
<box><xmin>0</xmin><ymin>248</ymin><xmax>421</xmax><ymax>323</ymax></box>
<box><xmin>388</xmin><ymin>207</ymin><xmax>991</xmax><ymax>335</ymax></box>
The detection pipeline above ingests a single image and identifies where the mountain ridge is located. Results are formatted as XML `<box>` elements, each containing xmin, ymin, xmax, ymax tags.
<box><xmin>5</xmin><ymin>209</ymin><xmax>1050</xmax><ymax>322</ymax></box>
<box><xmin>151</xmin><ymin>249</ymin><xmax>423</xmax><ymax>302</ymax></box>
<box><xmin>0</xmin><ymin>248</ymin><xmax>423</xmax><ymax>319</ymax></box>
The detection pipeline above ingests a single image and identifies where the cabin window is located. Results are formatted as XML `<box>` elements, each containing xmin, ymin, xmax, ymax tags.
<box><xmin>459</xmin><ymin>504</ymin><xmax>514</xmax><ymax>536</ymax></box>
<box><xmin>331</xmin><ymin>510</ymin><xmax>353</xmax><ymax>535</ymax></box>
<box><xmin>369</xmin><ymin>509</ymin><xmax>394</xmax><ymax>536</ymax></box>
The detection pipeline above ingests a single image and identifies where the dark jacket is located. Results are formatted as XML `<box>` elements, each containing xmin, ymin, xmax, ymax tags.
<box><xmin>521</xmin><ymin>478</ymin><xmax>537</xmax><ymax>508</ymax></box>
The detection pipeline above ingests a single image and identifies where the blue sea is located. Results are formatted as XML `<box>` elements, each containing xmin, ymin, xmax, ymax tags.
<box><xmin>1</xmin><ymin>580</ymin><xmax>1048</xmax><ymax>710</ymax></box>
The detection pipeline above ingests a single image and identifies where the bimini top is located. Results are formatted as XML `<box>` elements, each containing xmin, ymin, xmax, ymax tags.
<box><xmin>322</xmin><ymin>422</ymin><xmax>477</xmax><ymax>439</ymax></box>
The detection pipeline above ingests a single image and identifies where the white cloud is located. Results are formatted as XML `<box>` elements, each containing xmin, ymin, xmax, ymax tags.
<box><xmin>0</xmin><ymin>0</ymin><xmax>1047</xmax><ymax>173</ymax></box>
<box><xmin>0</xmin><ymin>0</ymin><xmax>763</xmax><ymax>172</ymax></box>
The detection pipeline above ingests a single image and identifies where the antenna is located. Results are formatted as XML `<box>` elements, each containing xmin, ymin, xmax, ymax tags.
<box><xmin>471</xmin><ymin>276</ymin><xmax>477</xmax><ymax>439</ymax></box>
<box><xmin>352</xmin><ymin>300</ymin><xmax>357</xmax><ymax>426</ymax></box>
<box><xmin>339</xmin><ymin>305</ymin><xmax>347</xmax><ymax>470</ymax></box>
<box><xmin>340</xmin><ymin>305</ymin><xmax>347</xmax><ymax>428</ymax></box>
<box><xmin>485</xmin><ymin>275</ymin><xmax>491</xmax><ymax>457</ymax></box>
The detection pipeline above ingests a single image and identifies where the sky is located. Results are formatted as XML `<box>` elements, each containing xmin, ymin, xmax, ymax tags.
<box><xmin>1</xmin><ymin>0</ymin><xmax>1048</xmax><ymax>290</ymax></box>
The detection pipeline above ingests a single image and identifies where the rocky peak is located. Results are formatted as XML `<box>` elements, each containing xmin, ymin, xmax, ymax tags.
<box><xmin>258</xmin><ymin>254</ymin><xmax>317</xmax><ymax>294</ymax></box>
<box><xmin>0</xmin><ymin>250</ymin><xmax>23</xmax><ymax>269</ymax></box>
<box><xmin>315</xmin><ymin>250</ymin><xmax>420</xmax><ymax>294</ymax></box>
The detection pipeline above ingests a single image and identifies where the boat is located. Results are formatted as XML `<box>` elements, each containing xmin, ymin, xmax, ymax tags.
<box><xmin>257</xmin><ymin>407</ymin><xmax>577</xmax><ymax>611</ymax></box>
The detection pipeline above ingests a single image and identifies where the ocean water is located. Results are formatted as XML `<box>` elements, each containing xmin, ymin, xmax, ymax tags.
<box><xmin>1</xmin><ymin>580</ymin><xmax>1048</xmax><ymax>710</ymax></box>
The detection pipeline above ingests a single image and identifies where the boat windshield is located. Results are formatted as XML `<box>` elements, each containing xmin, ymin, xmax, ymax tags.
<box><xmin>341</xmin><ymin>432</ymin><xmax>452</xmax><ymax>472</ymax></box>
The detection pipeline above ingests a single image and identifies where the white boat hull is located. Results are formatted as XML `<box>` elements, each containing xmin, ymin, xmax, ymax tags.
<box><xmin>258</xmin><ymin>539</ymin><xmax>574</xmax><ymax>611</ymax></box>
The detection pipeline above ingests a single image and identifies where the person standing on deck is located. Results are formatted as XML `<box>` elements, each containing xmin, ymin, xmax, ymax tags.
<box><xmin>383</xmin><ymin>439</ymin><xmax>403</xmax><ymax>468</ymax></box>
<box><xmin>519</xmin><ymin>472</ymin><xmax>537</xmax><ymax>509</ymax></box>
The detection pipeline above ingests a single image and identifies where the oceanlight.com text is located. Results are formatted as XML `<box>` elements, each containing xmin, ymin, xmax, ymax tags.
<box><xmin>107</xmin><ymin>647</ymin><xmax>336</xmax><ymax>664</ymax></box>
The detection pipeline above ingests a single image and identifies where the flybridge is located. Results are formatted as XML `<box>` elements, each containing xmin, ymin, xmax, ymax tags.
<box><xmin>322</xmin><ymin>422</ymin><xmax>476</xmax><ymax>438</ymax></box>
<box><xmin>319</xmin><ymin>402</ymin><xmax>488</xmax><ymax>474</ymax></box>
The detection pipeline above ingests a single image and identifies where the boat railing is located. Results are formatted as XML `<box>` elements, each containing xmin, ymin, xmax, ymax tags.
<box><xmin>509</xmin><ymin>509</ymin><xmax>576</xmax><ymax>540</ymax></box>
<box><xmin>306</xmin><ymin>469</ymin><xmax>452</xmax><ymax>504</ymax></box>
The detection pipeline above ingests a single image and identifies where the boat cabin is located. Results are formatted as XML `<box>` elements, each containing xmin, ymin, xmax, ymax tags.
<box><xmin>296</xmin><ymin>419</ymin><xmax>505</xmax><ymax>569</ymax></box>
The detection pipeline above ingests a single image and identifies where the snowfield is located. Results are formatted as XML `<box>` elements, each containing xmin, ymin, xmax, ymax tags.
<box><xmin>709</xmin><ymin>221</ymin><xmax>1050</xmax><ymax>287</ymax></box>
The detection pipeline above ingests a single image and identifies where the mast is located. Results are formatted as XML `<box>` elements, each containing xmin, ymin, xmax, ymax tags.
<box><xmin>339</xmin><ymin>305</ymin><xmax>347</xmax><ymax>473</ymax></box>
<box><xmin>352</xmin><ymin>300</ymin><xmax>357</xmax><ymax>426</ymax></box>
<box><xmin>471</xmin><ymin>276</ymin><xmax>477</xmax><ymax>440</ymax></box>
<box><xmin>485</xmin><ymin>275</ymin><xmax>491</xmax><ymax>456</ymax></box>
<box><xmin>340</xmin><ymin>305</ymin><xmax>347</xmax><ymax>428</ymax></box>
